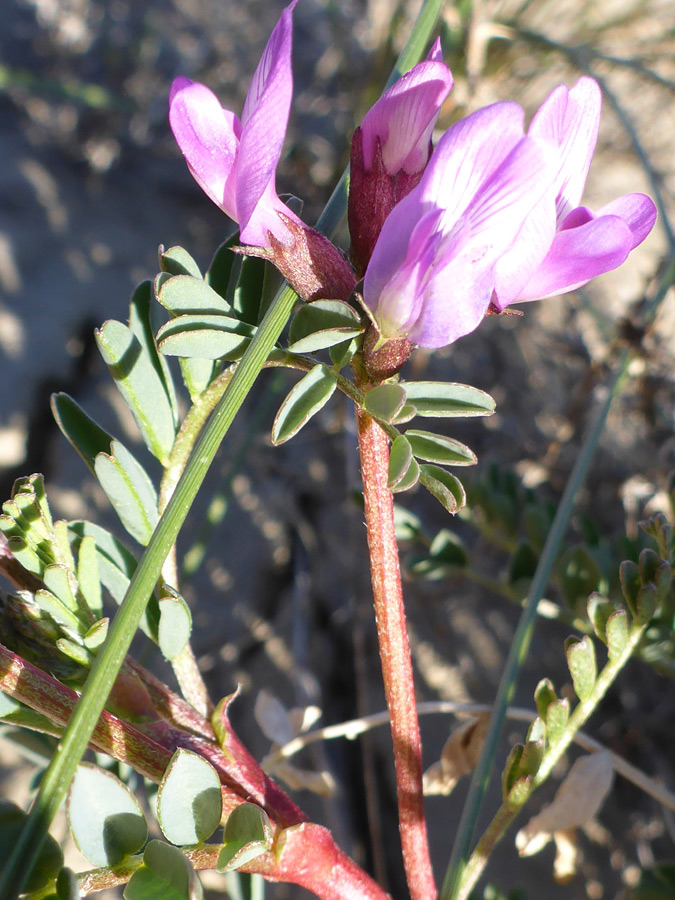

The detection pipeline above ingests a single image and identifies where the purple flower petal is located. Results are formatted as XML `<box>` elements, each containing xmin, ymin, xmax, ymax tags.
<box><xmin>426</xmin><ymin>37</ymin><xmax>443</xmax><ymax>64</ymax></box>
<box><xmin>516</xmin><ymin>213</ymin><xmax>634</xmax><ymax>301</ymax></box>
<box><xmin>596</xmin><ymin>193</ymin><xmax>657</xmax><ymax>249</ymax></box>
<box><xmin>419</xmin><ymin>102</ymin><xmax>525</xmax><ymax>226</ymax></box>
<box><xmin>362</xmin><ymin>190</ymin><xmax>432</xmax><ymax>318</ymax></box>
<box><xmin>407</xmin><ymin>137</ymin><xmax>557</xmax><ymax>345</ymax></box>
<box><xmin>529</xmin><ymin>77</ymin><xmax>601</xmax><ymax>221</ymax></box>
<box><xmin>359</xmin><ymin>60</ymin><xmax>453</xmax><ymax>174</ymax></box>
<box><xmin>169</xmin><ymin>78</ymin><xmax>240</xmax><ymax>217</ymax></box>
<box><xmin>492</xmin><ymin>197</ymin><xmax>557</xmax><ymax>309</ymax></box>
<box><xmin>363</xmin><ymin>73</ymin><xmax>657</xmax><ymax>351</ymax></box>
<box><xmin>464</xmin><ymin>135</ymin><xmax>556</xmax><ymax>256</ymax></box>
<box><xmin>407</xmin><ymin>233</ymin><xmax>497</xmax><ymax>348</ymax></box>
<box><xmin>364</xmin><ymin>125</ymin><xmax>557</xmax><ymax>347</ymax></box>
<box><xmin>237</xmin><ymin>1</ymin><xmax>297</xmax><ymax>244</ymax></box>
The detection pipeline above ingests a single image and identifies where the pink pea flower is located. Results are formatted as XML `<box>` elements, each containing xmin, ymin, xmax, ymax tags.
<box><xmin>169</xmin><ymin>1</ymin><xmax>300</xmax><ymax>249</ymax></box>
<box><xmin>169</xmin><ymin>1</ymin><xmax>355</xmax><ymax>302</ymax></box>
<box><xmin>362</xmin><ymin>102</ymin><xmax>558</xmax><ymax>350</ymax></box>
<box><xmin>349</xmin><ymin>40</ymin><xmax>454</xmax><ymax>276</ymax></box>
<box><xmin>492</xmin><ymin>77</ymin><xmax>656</xmax><ymax>308</ymax></box>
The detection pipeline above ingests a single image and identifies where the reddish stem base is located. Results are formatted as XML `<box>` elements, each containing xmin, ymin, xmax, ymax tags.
<box><xmin>357</xmin><ymin>408</ymin><xmax>436</xmax><ymax>900</ymax></box>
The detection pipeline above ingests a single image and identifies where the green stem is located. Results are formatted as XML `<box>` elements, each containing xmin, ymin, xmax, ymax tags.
<box><xmin>440</xmin><ymin>351</ymin><xmax>632</xmax><ymax>900</ymax></box>
<box><xmin>157</xmin><ymin>368</ymin><xmax>236</xmax><ymax>515</ymax></box>
<box><xmin>157</xmin><ymin>368</ymin><xmax>236</xmax><ymax>716</ymax></box>
<box><xmin>0</xmin><ymin>285</ymin><xmax>299</xmax><ymax>900</ymax></box>
<box><xmin>456</xmin><ymin>617</ymin><xmax>648</xmax><ymax>900</ymax></box>
<box><xmin>386</xmin><ymin>0</ymin><xmax>444</xmax><ymax>84</ymax></box>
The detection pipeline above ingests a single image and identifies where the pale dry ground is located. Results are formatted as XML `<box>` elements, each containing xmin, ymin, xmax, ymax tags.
<box><xmin>0</xmin><ymin>0</ymin><xmax>674</xmax><ymax>898</ymax></box>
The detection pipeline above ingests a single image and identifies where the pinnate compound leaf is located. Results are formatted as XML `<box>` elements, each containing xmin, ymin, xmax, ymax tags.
<box><xmin>364</xmin><ymin>383</ymin><xmax>407</xmax><ymax>423</ymax></box>
<box><xmin>96</xmin><ymin>320</ymin><xmax>176</xmax><ymax>464</ymax></box>
<box><xmin>565</xmin><ymin>636</ymin><xmax>597</xmax><ymax>702</ymax></box>
<box><xmin>506</xmin><ymin>777</ymin><xmax>533</xmax><ymax>807</ymax></box>
<box><xmin>159</xmin><ymin>245</ymin><xmax>202</xmax><ymax>278</ymax></box>
<box><xmin>638</xmin><ymin>548</ymin><xmax>661</xmax><ymax>586</ymax></box>
<box><xmin>67</xmin><ymin>763</ymin><xmax>147</xmax><ymax>866</ymax></box>
<box><xmin>68</xmin><ymin>521</ymin><xmax>159</xmax><ymax>642</ymax></box>
<box><xmin>387</xmin><ymin>435</ymin><xmax>413</xmax><ymax>490</ymax></box>
<box><xmin>129</xmin><ymin>280</ymin><xmax>179</xmax><ymax>429</ymax></box>
<box><xmin>157</xmin><ymin>749</ymin><xmax>222</xmax><ymax>846</ymax></box>
<box><xmin>125</xmin><ymin>840</ymin><xmax>203</xmax><ymax>900</ymax></box>
<box><xmin>154</xmin><ymin>272</ymin><xmax>216</xmax><ymax>396</ymax></box>
<box><xmin>527</xmin><ymin>717</ymin><xmax>547</xmax><ymax>745</ymax></box>
<box><xmin>640</xmin><ymin>512</ymin><xmax>672</xmax><ymax>560</ymax></box>
<box><xmin>406</xmin><ymin>429</ymin><xmax>476</xmax><ymax>466</ymax></box>
<box><xmin>587</xmin><ymin>593</ymin><xmax>614</xmax><ymax>644</ymax></box>
<box><xmin>157</xmin><ymin>592</ymin><xmax>192</xmax><ymax>661</ymax></box>
<box><xmin>158</xmin><ymin>275</ymin><xmax>233</xmax><ymax>315</ymax></box>
<box><xmin>545</xmin><ymin>698</ymin><xmax>570</xmax><ymax>745</ymax></box>
<box><xmin>228</xmin><ymin>254</ymin><xmax>267</xmax><ymax>325</ymax></box>
<box><xmin>620</xmin><ymin>559</ymin><xmax>641</xmax><ymax>614</ymax></box>
<box><xmin>157</xmin><ymin>314</ymin><xmax>256</xmax><ymax>361</ymax></box>
<box><xmin>288</xmin><ymin>299</ymin><xmax>363</xmax><ymax>352</ymax></box>
<box><xmin>77</xmin><ymin>534</ymin><xmax>103</xmax><ymax>617</ymax></box>
<box><xmin>271</xmin><ymin>365</ymin><xmax>337</xmax><ymax>444</ymax></box>
<box><xmin>606</xmin><ymin>609</ymin><xmax>629</xmax><ymax>661</ymax></box>
<box><xmin>636</xmin><ymin>582</ymin><xmax>658</xmax><ymax>621</ymax></box>
<box><xmin>83</xmin><ymin>617</ymin><xmax>109</xmax><ymax>650</ymax></box>
<box><xmin>68</xmin><ymin>520</ymin><xmax>137</xmax><ymax>604</ymax></box>
<box><xmin>392</xmin><ymin>402</ymin><xmax>417</xmax><ymax>424</ymax></box>
<box><xmin>34</xmin><ymin>586</ymin><xmax>81</xmax><ymax>631</ymax></box>
<box><xmin>391</xmin><ymin>456</ymin><xmax>420</xmax><ymax>493</ymax></box>
<box><xmin>43</xmin><ymin>564</ymin><xmax>78</xmax><ymax>610</ymax></box>
<box><xmin>94</xmin><ymin>440</ymin><xmax>159</xmax><ymax>546</ymax></box>
<box><xmin>419</xmin><ymin>465</ymin><xmax>466</xmax><ymax>514</ymax></box>
<box><xmin>51</xmin><ymin>393</ymin><xmax>114</xmax><ymax>473</ymax></box>
<box><xmin>0</xmin><ymin>801</ymin><xmax>63</xmax><ymax>891</ymax></box>
<box><xmin>57</xmin><ymin>637</ymin><xmax>90</xmax><ymax>666</ymax></box>
<box><xmin>5</xmin><ymin>536</ymin><xmax>43</xmax><ymax>574</ymax></box>
<box><xmin>534</xmin><ymin>678</ymin><xmax>557</xmax><ymax>720</ymax></box>
<box><xmin>329</xmin><ymin>336</ymin><xmax>360</xmax><ymax>370</ymax></box>
<box><xmin>503</xmin><ymin>740</ymin><xmax>544</xmax><ymax>798</ymax></box>
<box><xmin>401</xmin><ymin>381</ymin><xmax>495</xmax><ymax>417</ymax></box>
<box><xmin>217</xmin><ymin>804</ymin><xmax>273</xmax><ymax>872</ymax></box>
<box><xmin>205</xmin><ymin>234</ymin><xmax>239</xmax><ymax>301</ymax></box>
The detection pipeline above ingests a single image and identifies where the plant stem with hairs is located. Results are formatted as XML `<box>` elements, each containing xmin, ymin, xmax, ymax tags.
<box><xmin>356</xmin><ymin>402</ymin><xmax>436</xmax><ymax>900</ymax></box>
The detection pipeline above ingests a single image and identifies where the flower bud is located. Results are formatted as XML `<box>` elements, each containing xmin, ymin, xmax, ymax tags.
<box><xmin>348</xmin><ymin>40</ymin><xmax>453</xmax><ymax>276</ymax></box>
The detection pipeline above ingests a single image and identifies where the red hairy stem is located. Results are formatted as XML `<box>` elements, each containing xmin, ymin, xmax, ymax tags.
<box><xmin>0</xmin><ymin>644</ymin><xmax>306</xmax><ymax>826</ymax></box>
<box><xmin>0</xmin><ymin>644</ymin><xmax>390</xmax><ymax>900</ymax></box>
<box><xmin>0</xmin><ymin>643</ymin><xmax>172</xmax><ymax>782</ymax></box>
<box><xmin>78</xmin><ymin>825</ymin><xmax>391</xmax><ymax>900</ymax></box>
<box><xmin>356</xmin><ymin>408</ymin><xmax>437</xmax><ymax>900</ymax></box>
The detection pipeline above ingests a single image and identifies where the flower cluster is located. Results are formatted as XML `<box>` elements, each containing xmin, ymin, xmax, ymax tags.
<box><xmin>169</xmin><ymin>2</ymin><xmax>656</xmax><ymax>358</ymax></box>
